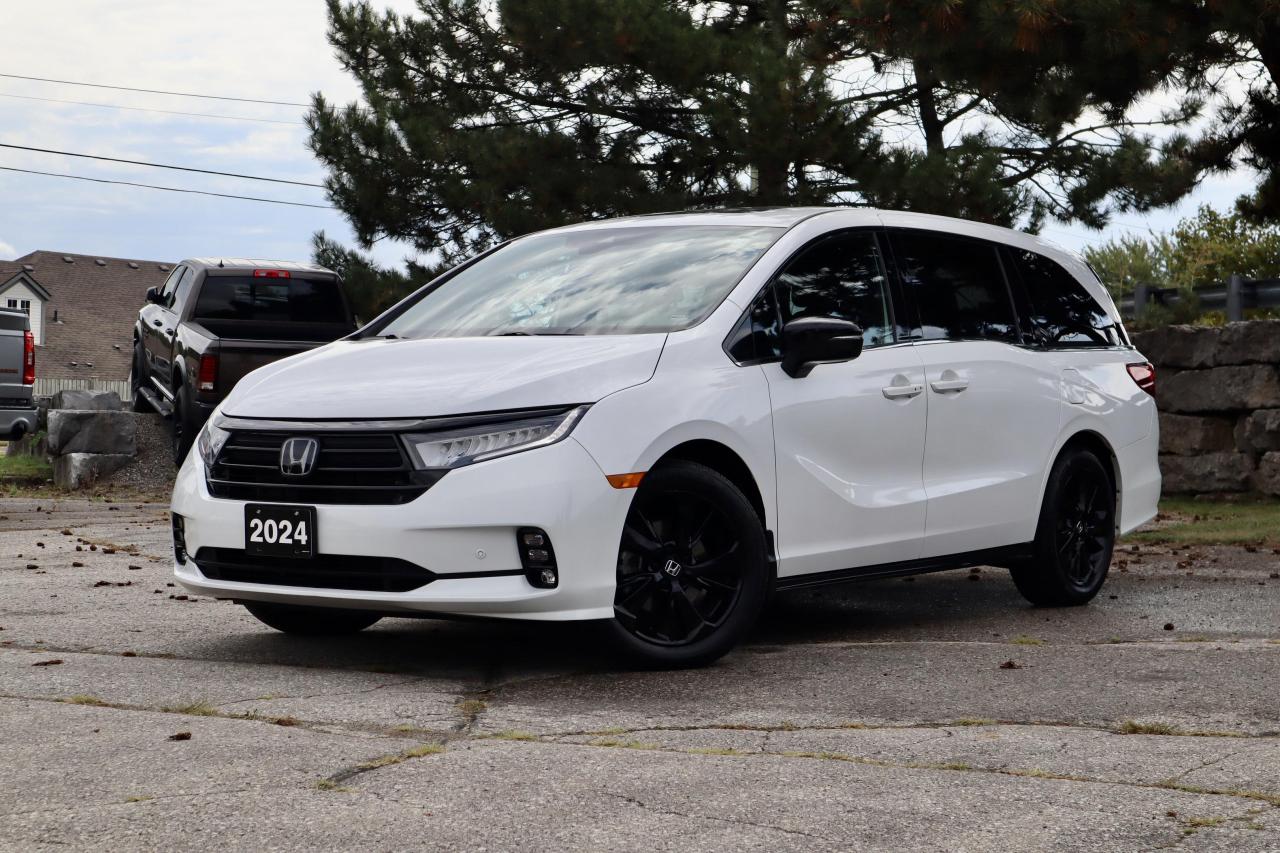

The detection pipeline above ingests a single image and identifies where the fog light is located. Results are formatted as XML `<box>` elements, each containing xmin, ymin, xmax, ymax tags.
<box><xmin>172</xmin><ymin>513</ymin><xmax>187</xmax><ymax>565</ymax></box>
<box><xmin>516</xmin><ymin>526</ymin><xmax>558</xmax><ymax>588</ymax></box>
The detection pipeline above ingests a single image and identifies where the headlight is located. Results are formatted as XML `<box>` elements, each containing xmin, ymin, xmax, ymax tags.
<box><xmin>404</xmin><ymin>406</ymin><xmax>587</xmax><ymax>470</ymax></box>
<box><xmin>196</xmin><ymin>416</ymin><xmax>231</xmax><ymax>467</ymax></box>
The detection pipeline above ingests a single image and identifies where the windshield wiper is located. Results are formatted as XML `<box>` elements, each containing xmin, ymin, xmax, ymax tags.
<box><xmin>491</xmin><ymin>329</ymin><xmax>583</xmax><ymax>336</ymax></box>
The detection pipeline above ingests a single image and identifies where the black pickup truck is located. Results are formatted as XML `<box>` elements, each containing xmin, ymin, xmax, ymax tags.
<box><xmin>130</xmin><ymin>258</ymin><xmax>357</xmax><ymax>463</ymax></box>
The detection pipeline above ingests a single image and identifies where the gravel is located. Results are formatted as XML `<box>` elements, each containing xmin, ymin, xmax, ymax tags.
<box><xmin>98</xmin><ymin>413</ymin><xmax>175</xmax><ymax>499</ymax></box>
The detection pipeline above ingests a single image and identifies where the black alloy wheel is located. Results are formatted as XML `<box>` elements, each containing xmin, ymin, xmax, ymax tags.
<box><xmin>607</xmin><ymin>461</ymin><xmax>768</xmax><ymax>667</ymax></box>
<box><xmin>1011</xmin><ymin>447</ymin><xmax>1115</xmax><ymax>606</ymax></box>
<box><xmin>172</xmin><ymin>386</ymin><xmax>194</xmax><ymax>466</ymax></box>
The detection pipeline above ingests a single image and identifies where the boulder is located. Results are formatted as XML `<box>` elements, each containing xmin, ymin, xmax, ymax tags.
<box><xmin>50</xmin><ymin>389</ymin><xmax>123</xmax><ymax>411</ymax></box>
<box><xmin>46</xmin><ymin>410</ymin><xmax>137</xmax><ymax>456</ymax></box>
<box><xmin>1158</xmin><ymin>413</ymin><xmax>1236</xmax><ymax>455</ymax></box>
<box><xmin>1159</xmin><ymin>365</ymin><xmax>1280</xmax><ymax>413</ymax></box>
<box><xmin>1159</xmin><ymin>452</ymin><xmax>1255</xmax><ymax>493</ymax></box>
<box><xmin>1130</xmin><ymin>325</ymin><xmax>1218</xmax><ymax>369</ymax></box>
<box><xmin>1255</xmin><ymin>452</ymin><xmax>1280</xmax><ymax>497</ymax></box>
<box><xmin>1234</xmin><ymin>409</ymin><xmax>1280</xmax><ymax>453</ymax></box>
<box><xmin>1215</xmin><ymin>320</ymin><xmax>1280</xmax><ymax>366</ymax></box>
<box><xmin>52</xmin><ymin>453</ymin><xmax>132</xmax><ymax>490</ymax></box>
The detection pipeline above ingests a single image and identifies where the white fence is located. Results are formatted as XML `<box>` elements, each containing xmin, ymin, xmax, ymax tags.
<box><xmin>34</xmin><ymin>377</ymin><xmax>132</xmax><ymax>402</ymax></box>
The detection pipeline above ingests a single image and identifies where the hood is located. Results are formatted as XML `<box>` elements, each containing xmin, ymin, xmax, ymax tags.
<box><xmin>221</xmin><ymin>334</ymin><xmax>667</xmax><ymax>419</ymax></box>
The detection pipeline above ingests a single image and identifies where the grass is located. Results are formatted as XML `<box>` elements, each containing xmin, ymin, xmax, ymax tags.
<box><xmin>0</xmin><ymin>453</ymin><xmax>52</xmax><ymax>483</ymax></box>
<box><xmin>1117</xmin><ymin>720</ymin><xmax>1181</xmax><ymax>735</ymax></box>
<box><xmin>1010</xmin><ymin>635</ymin><xmax>1044</xmax><ymax>646</ymax></box>
<box><xmin>162</xmin><ymin>701</ymin><xmax>219</xmax><ymax>717</ymax></box>
<box><xmin>61</xmin><ymin>694</ymin><xmax>108</xmax><ymax>706</ymax></box>
<box><xmin>1126</xmin><ymin>497</ymin><xmax>1280</xmax><ymax>547</ymax></box>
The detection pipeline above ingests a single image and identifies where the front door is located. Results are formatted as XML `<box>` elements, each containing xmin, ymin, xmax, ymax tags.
<box><xmin>759</xmin><ymin>230</ymin><xmax>929</xmax><ymax>577</ymax></box>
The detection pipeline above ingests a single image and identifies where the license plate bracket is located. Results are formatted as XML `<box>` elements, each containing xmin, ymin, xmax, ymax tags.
<box><xmin>244</xmin><ymin>504</ymin><xmax>316</xmax><ymax>559</ymax></box>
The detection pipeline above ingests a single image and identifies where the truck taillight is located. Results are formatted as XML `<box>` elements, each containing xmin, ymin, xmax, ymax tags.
<box><xmin>22</xmin><ymin>330</ymin><xmax>34</xmax><ymax>385</ymax></box>
<box><xmin>197</xmin><ymin>353</ymin><xmax>218</xmax><ymax>392</ymax></box>
<box><xmin>1127</xmin><ymin>362</ymin><xmax>1155</xmax><ymax>396</ymax></box>
<box><xmin>253</xmin><ymin>269</ymin><xmax>290</xmax><ymax>278</ymax></box>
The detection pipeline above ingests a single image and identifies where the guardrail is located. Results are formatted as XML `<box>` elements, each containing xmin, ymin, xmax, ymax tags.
<box><xmin>1118</xmin><ymin>275</ymin><xmax>1280</xmax><ymax>321</ymax></box>
<box><xmin>33</xmin><ymin>377</ymin><xmax>131</xmax><ymax>402</ymax></box>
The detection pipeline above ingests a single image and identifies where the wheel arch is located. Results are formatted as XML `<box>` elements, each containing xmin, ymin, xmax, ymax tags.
<box><xmin>1051</xmin><ymin>428</ymin><xmax>1122</xmax><ymax>527</ymax></box>
<box><xmin>652</xmin><ymin>439</ymin><xmax>768</xmax><ymax>528</ymax></box>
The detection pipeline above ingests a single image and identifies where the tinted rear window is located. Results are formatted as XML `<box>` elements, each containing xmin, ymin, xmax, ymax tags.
<box><xmin>1008</xmin><ymin>249</ymin><xmax>1124</xmax><ymax>347</ymax></box>
<box><xmin>890</xmin><ymin>231</ymin><xmax>1018</xmax><ymax>343</ymax></box>
<box><xmin>193</xmin><ymin>276</ymin><xmax>348</xmax><ymax>324</ymax></box>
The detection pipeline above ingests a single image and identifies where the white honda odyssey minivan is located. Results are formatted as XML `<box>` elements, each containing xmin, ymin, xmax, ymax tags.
<box><xmin>172</xmin><ymin>208</ymin><xmax>1160</xmax><ymax>666</ymax></box>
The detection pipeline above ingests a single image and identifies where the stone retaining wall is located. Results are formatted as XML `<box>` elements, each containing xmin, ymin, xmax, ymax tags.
<box><xmin>44</xmin><ymin>390</ymin><xmax>139</xmax><ymax>489</ymax></box>
<box><xmin>1131</xmin><ymin>320</ymin><xmax>1280</xmax><ymax>495</ymax></box>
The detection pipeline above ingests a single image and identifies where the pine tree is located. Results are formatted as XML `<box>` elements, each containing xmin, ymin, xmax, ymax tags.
<box><xmin>309</xmin><ymin>0</ymin><xmax>1209</xmax><ymax>262</ymax></box>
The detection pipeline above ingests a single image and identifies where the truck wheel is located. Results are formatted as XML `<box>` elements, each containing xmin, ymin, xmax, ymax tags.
<box><xmin>172</xmin><ymin>386</ymin><xmax>195</xmax><ymax>465</ymax></box>
<box><xmin>242</xmin><ymin>601</ymin><xmax>382</xmax><ymax>635</ymax></box>
<box><xmin>129</xmin><ymin>343</ymin><xmax>148</xmax><ymax>412</ymax></box>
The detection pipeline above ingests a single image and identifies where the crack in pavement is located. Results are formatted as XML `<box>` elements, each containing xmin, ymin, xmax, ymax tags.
<box><xmin>600</xmin><ymin>790</ymin><xmax>837</xmax><ymax>843</ymax></box>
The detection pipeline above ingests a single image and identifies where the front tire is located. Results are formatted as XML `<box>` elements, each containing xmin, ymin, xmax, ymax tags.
<box><xmin>1011</xmin><ymin>447</ymin><xmax>1116</xmax><ymax>606</ymax></box>
<box><xmin>605</xmin><ymin>461</ymin><xmax>768</xmax><ymax>668</ymax></box>
<box><xmin>129</xmin><ymin>343</ymin><xmax>148</xmax><ymax>413</ymax></box>
<box><xmin>243</xmin><ymin>601</ymin><xmax>382</xmax><ymax>635</ymax></box>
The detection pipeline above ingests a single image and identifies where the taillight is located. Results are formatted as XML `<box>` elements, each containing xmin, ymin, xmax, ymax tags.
<box><xmin>22</xmin><ymin>330</ymin><xmax>34</xmax><ymax>385</ymax></box>
<box><xmin>197</xmin><ymin>353</ymin><xmax>218</xmax><ymax>392</ymax></box>
<box><xmin>1127</xmin><ymin>362</ymin><xmax>1155</xmax><ymax>396</ymax></box>
<box><xmin>253</xmin><ymin>269</ymin><xmax>290</xmax><ymax>278</ymax></box>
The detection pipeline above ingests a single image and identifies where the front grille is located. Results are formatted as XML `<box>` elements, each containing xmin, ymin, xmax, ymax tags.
<box><xmin>207</xmin><ymin>430</ymin><xmax>440</xmax><ymax>505</ymax></box>
<box><xmin>194</xmin><ymin>547</ymin><xmax>434</xmax><ymax>592</ymax></box>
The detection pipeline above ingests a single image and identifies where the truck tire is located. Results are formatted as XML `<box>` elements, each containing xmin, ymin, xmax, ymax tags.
<box><xmin>172</xmin><ymin>386</ymin><xmax>195</xmax><ymax>465</ymax></box>
<box><xmin>129</xmin><ymin>342</ymin><xmax>148</xmax><ymax>413</ymax></box>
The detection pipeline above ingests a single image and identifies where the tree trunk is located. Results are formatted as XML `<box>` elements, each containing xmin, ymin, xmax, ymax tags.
<box><xmin>913</xmin><ymin>58</ymin><xmax>946</xmax><ymax>156</ymax></box>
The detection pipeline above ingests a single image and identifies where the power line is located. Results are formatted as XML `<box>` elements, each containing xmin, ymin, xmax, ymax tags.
<box><xmin>0</xmin><ymin>92</ymin><xmax>307</xmax><ymax>126</ymax></box>
<box><xmin>0</xmin><ymin>143</ymin><xmax>324</xmax><ymax>188</ymax></box>
<box><xmin>0</xmin><ymin>165</ymin><xmax>335</xmax><ymax>210</ymax></box>
<box><xmin>0</xmin><ymin>72</ymin><xmax>310</xmax><ymax>108</ymax></box>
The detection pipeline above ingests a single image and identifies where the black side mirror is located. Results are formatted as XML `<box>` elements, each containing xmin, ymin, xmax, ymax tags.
<box><xmin>780</xmin><ymin>317</ymin><xmax>864</xmax><ymax>378</ymax></box>
<box><xmin>145</xmin><ymin>286</ymin><xmax>162</xmax><ymax>305</ymax></box>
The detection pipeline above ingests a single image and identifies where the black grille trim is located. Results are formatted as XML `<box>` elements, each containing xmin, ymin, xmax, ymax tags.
<box><xmin>207</xmin><ymin>430</ymin><xmax>442</xmax><ymax>505</ymax></box>
<box><xmin>194</xmin><ymin>547</ymin><xmax>435</xmax><ymax>592</ymax></box>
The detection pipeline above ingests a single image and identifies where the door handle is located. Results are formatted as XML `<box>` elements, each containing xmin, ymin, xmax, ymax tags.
<box><xmin>882</xmin><ymin>383</ymin><xmax>924</xmax><ymax>399</ymax></box>
<box><xmin>930</xmin><ymin>378</ymin><xmax>969</xmax><ymax>393</ymax></box>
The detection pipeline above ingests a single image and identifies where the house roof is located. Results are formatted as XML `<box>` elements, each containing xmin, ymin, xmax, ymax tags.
<box><xmin>0</xmin><ymin>250</ymin><xmax>173</xmax><ymax>381</ymax></box>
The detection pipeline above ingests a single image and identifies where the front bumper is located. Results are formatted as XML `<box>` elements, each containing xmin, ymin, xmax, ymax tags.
<box><xmin>171</xmin><ymin>437</ymin><xmax>632</xmax><ymax>620</ymax></box>
<box><xmin>0</xmin><ymin>406</ymin><xmax>37</xmax><ymax>439</ymax></box>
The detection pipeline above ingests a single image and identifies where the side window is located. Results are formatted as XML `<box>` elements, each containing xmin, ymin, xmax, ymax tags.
<box><xmin>170</xmin><ymin>268</ymin><xmax>197</xmax><ymax>316</ymax></box>
<box><xmin>890</xmin><ymin>231</ymin><xmax>1018</xmax><ymax>343</ymax></box>
<box><xmin>158</xmin><ymin>266</ymin><xmax>184</xmax><ymax>308</ymax></box>
<box><xmin>774</xmin><ymin>231</ymin><xmax>895</xmax><ymax>348</ymax></box>
<box><xmin>1009</xmin><ymin>249</ymin><xmax>1123</xmax><ymax>347</ymax></box>
<box><xmin>725</xmin><ymin>230</ymin><xmax>896</xmax><ymax>362</ymax></box>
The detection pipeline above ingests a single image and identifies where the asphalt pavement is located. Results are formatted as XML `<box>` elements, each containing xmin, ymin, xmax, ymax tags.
<box><xmin>0</xmin><ymin>498</ymin><xmax>1276</xmax><ymax>851</ymax></box>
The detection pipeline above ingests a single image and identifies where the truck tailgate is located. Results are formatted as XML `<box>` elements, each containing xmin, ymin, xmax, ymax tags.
<box><xmin>215</xmin><ymin>339</ymin><xmax>324</xmax><ymax>392</ymax></box>
<box><xmin>0</xmin><ymin>313</ymin><xmax>32</xmax><ymax>407</ymax></box>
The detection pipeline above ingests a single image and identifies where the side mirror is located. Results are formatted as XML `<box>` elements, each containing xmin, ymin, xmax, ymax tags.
<box><xmin>780</xmin><ymin>317</ymin><xmax>864</xmax><ymax>378</ymax></box>
<box><xmin>145</xmin><ymin>287</ymin><xmax>162</xmax><ymax>305</ymax></box>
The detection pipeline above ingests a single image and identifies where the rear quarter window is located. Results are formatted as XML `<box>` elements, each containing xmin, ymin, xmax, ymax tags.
<box><xmin>1007</xmin><ymin>249</ymin><xmax>1124</xmax><ymax>347</ymax></box>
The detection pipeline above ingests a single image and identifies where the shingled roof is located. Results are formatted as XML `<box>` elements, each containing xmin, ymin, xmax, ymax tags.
<box><xmin>0</xmin><ymin>250</ymin><xmax>173</xmax><ymax>381</ymax></box>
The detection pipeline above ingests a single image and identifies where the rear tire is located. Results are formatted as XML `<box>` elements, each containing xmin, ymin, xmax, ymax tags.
<box><xmin>243</xmin><ymin>601</ymin><xmax>382</xmax><ymax>635</ymax></box>
<box><xmin>172</xmin><ymin>386</ymin><xmax>195</xmax><ymax>466</ymax></box>
<box><xmin>1010</xmin><ymin>447</ymin><xmax>1116</xmax><ymax>607</ymax></box>
<box><xmin>605</xmin><ymin>461</ymin><xmax>768</xmax><ymax>668</ymax></box>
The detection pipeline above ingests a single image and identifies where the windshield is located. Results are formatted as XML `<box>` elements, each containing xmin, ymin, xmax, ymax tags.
<box><xmin>377</xmin><ymin>225</ymin><xmax>782</xmax><ymax>338</ymax></box>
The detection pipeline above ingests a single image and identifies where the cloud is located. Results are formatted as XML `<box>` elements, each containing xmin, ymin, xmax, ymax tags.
<box><xmin>0</xmin><ymin>240</ymin><xmax>15</xmax><ymax>260</ymax></box>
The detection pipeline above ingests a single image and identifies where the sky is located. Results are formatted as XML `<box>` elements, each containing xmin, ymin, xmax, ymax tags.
<box><xmin>0</xmin><ymin>1</ymin><xmax>1263</xmax><ymax>270</ymax></box>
